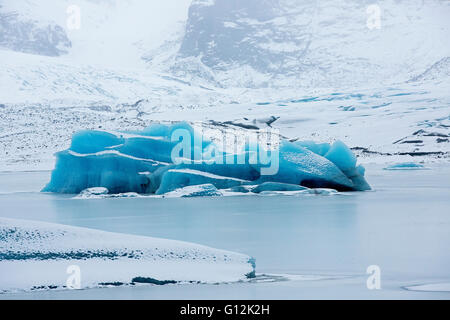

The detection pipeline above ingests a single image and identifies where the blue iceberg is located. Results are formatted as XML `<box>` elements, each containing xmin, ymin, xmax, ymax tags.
<box><xmin>43</xmin><ymin>122</ymin><xmax>371</xmax><ymax>195</ymax></box>
<box><xmin>252</xmin><ymin>182</ymin><xmax>308</xmax><ymax>193</ymax></box>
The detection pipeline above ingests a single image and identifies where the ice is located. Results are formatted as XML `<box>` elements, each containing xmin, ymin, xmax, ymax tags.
<box><xmin>257</xmin><ymin>188</ymin><xmax>339</xmax><ymax>196</ymax></box>
<box><xmin>74</xmin><ymin>187</ymin><xmax>141</xmax><ymax>199</ymax></box>
<box><xmin>156</xmin><ymin>169</ymin><xmax>246</xmax><ymax>194</ymax></box>
<box><xmin>0</xmin><ymin>217</ymin><xmax>254</xmax><ymax>292</ymax></box>
<box><xmin>228</xmin><ymin>185</ymin><xmax>252</xmax><ymax>193</ymax></box>
<box><xmin>252</xmin><ymin>182</ymin><xmax>308</xmax><ymax>193</ymax></box>
<box><xmin>76</xmin><ymin>187</ymin><xmax>109</xmax><ymax>197</ymax></box>
<box><xmin>294</xmin><ymin>141</ymin><xmax>331</xmax><ymax>156</ymax></box>
<box><xmin>384</xmin><ymin>162</ymin><xmax>427</xmax><ymax>170</ymax></box>
<box><xmin>323</xmin><ymin>141</ymin><xmax>357</xmax><ymax>172</ymax></box>
<box><xmin>1</xmin><ymin>165</ymin><xmax>450</xmax><ymax>298</ymax></box>
<box><xmin>299</xmin><ymin>188</ymin><xmax>339</xmax><ymax>195</ymax></box>
<box><xmin>43</xmin><ymin>123</ymin><xmax>371</xmax><ymax>195</ymax></box>
<box><xmin>255</xmin><ymin>140</ymin><xmax>370</xmax><ymax>191</ymax></box>
<box><xmin>162</xmin><ymin>184</ymin><xmax>223</xmax><ymax>198</ymax></box>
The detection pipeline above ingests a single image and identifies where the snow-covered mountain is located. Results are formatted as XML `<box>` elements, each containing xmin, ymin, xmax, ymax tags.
<box><xmin>0</xmin><ymin>0</ymin><xmax>449</xmax><ymax>169</ymax></box>
<box><xmin>167</xmin><ymin>0</ymin><xmax>450</xmax><ymax>88</ymax></box>
<box><xmin>0</xmin><ymin>0</ymin><xmax>197</xmax><ymax>104</ymax></box>
<box><xmin>1</xmin><ymin>0</ymin><xmax>449</xmax><ymax>98</ymax></box>
<box><xmin>0</xmin><ymin>10</ymin><xmax>71</xmax><ymax>56</ymax></box>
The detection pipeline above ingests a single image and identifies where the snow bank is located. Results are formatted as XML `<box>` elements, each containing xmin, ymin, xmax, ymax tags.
<box><xmin>43</xmin><ymin>122</ymin><xmax>370</xmax><ymax>195</ymax></box>
<box><xmin>0</xmin><ymin>218</ymin><xmax>254</xmax><ymax>292</ymax></box>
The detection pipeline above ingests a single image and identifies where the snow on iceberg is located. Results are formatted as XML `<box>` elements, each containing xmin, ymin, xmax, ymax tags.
<box><xmin>0</xmin><ymin>218</ymin><xmax>254</xmax><ymax>292</ymax></box>
<box><xmin>162</xmin><ymin>184</ymin><xmax>223</xmax><ymax>198</ymax></box>
<box><xmin>257</xmin><ymin>188</ymin><xmax>339</xmax><ymax>196</ymax></box>
<box><xmin>43</xmin><ymin>122</ymin><xmax>370</xmax><ymax>195</ymax></box>
<box><xmin>252</xmin><ymin>182</ymin><xmax>308</xmax><ymax>193</ymax></box>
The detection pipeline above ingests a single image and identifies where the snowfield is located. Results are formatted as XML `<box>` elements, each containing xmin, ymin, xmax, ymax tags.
<box><xmin>0</xmin><ymin>217</ymin><xmax>254</xmax><ymax>293</ymax></box>
<box><xmin>1</xmin><ymin>81</ymin><xmax>448</xmax><ymax>171</ymax></box>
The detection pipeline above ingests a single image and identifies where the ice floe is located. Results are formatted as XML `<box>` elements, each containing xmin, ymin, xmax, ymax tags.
<box><xmin>383</xmin><ymin>162</ymin><xmax>428</xmax><ymax>170</ymax></box>
<box><xmin>73</xmin><ymin>187</ymin><xmax>141</xmax><ymax>199</ymax></box>
<box><xmin>162</xmin><ymin>184</ymin><xmax>223</xmax><ymax>198</ymax></box>
<box><xmin>0</xmin><ymin>218</ymin><xmax>254</xmax><ymax>292</ymax></box>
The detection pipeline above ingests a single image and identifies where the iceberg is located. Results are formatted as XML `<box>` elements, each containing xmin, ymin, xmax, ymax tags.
<box><xmin>251</xmin><ymin>182</ymin><xmax>308</xmax><ymax>193</ymax></box>
<box><xmin>162</xmin><ymin>184</ymin><xmax>223</xmax><ymax>198</ymax></box>
<box><xmin>257</xmin><ymin>188</ymin><xmax>339</xmax><ymax>196</ymax></box>
<box><xmin>73</xmin><ymin>187</ymin><xmax>141</xmax><ymax>199</ymax></box>
<box><xmin>156</xmin><ymin>169</ymin><xmax>246</xmax><ymax>195</ymax></box>
<box><xmin>0</xmin><ymin>218</ymin><xmax>254</xmax><ymax>292</ymax></box>
<box><xmin>75</xmin><ymin>187</ymin><xmax>108</xmax><ymax>198</ymax></box>
<box><xmin>252</xmin><ymin>140</ymin><xmax>370</xmax><ymax>191</ymax></box>
<box><xmin>383</xmin><ymin>162</ymin><xmax>427</xmax><ymax>170</ymax></box>
<box><xmin>43</xmin><ymin>122</ymin><xmax>370</xmax><ymax>195</ymax></box>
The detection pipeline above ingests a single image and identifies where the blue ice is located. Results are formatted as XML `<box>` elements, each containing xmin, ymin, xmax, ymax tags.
<box><xmin>43</xmin><ymin>122</ymin><xmax>371</xmax><ymax>195</ymax></box>
<box><xmin>383</xmin><ymin>162</ymin><xmax>427</xmax><ymax>170</ymax></box>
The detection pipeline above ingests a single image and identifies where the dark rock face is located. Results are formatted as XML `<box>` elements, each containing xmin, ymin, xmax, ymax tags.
<box><xmin>178</xmin><ymin>0</ymin><xmax>312</xmax><ymax>75</ymax></box>
<box><xmin>0</xmin><ymin>11</ymin><xmax>71</xmax><ymax>56</ymax></box>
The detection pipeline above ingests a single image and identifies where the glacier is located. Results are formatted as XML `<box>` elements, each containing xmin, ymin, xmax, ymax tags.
<box><xmin>42</xmin><ymin>122</ymin><xmax>370</xmax><ymax>195</ymax></box>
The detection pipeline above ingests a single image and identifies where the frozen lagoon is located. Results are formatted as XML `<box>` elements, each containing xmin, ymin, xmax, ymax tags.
<box><xmin>0</xmin><ymin>163</ymin><xmax>449</xmax><ymax>299</ymax></box>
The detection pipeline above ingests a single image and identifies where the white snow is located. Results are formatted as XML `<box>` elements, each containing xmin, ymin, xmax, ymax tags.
<box><xmin>162</xmin><ymin>184</ymin><xmax>223</xmax><ymax>198</ymax></box>
<box><xmin>167</xmin><ymin>169</ymin><xmax>248</xmax><ymax>182</ymax></box>
<box><xmin>68</xmin><ymin>150</ymin><xmax>169</xmax><ymax>166</ymax></box>
<box><xmin>73</xmin><ymin>187</ymin><xmax>143</xmax><ymax>199</ymax></box>
<box><xmin>0</xmin><ymin>217</ymin><xmax>254</xmax><ymax>292</ymax></box>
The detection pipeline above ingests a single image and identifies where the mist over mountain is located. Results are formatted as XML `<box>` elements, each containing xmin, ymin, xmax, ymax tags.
<box><xmin>0</xmin><ymin>10</ymin><xmax>71</xmax><ymax>56</ymax></box>
<box><xmin>0</xmin><ymin>0</ymin><xmax>449</xmax><ymax>100</ymax></box>
<box><xmin>169</xmin><ymin>0</ymin><xmax>450</xmax><ymax>88</ymax></box>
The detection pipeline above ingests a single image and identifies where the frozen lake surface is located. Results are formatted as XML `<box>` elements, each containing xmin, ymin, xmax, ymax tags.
<box><xmin>0</xmin><ymin>164</ymin><xmax>449</xmax><ymax>299</ymax></box>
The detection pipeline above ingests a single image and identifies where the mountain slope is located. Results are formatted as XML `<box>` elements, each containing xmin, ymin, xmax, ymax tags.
<box><xmin>1</xmin><ymin>0</ymin><xmax>449</xmax><ymax>99</ymax></box>
<box><xmin>165</xmin><ymin>0</ymin><xmax>450</xmax><ymax>88</ymax></box>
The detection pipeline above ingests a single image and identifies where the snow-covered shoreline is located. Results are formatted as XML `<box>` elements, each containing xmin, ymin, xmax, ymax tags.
<box><xmin>0</xmin><ymin>217</ymin><xmax>255</xmax><ymax>293</ymax></box>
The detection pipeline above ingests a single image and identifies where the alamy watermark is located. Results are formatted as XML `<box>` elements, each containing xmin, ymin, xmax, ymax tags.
<box><xmin>366</xmin><ymin>265</ymin><xmax>381</xmax><ymax>290</ymax></box>
<box><xmin>66</xmin><ymin>265</ymin><xmax>81</xmax><ymax>289</ymax></box>
<box><xmin>169</xmin><ymin>126</ymin><xmax>280</xmax><ymax>176</ymax></box>
<box><xmin>66</xmin><ymin>5</ymin><xmax>81</xmax><ymax>30</ymax></box>
<box><xmin>366</xmin><ymin>4</ymin><xmax>381</xmax><ymax>30</ymax></box>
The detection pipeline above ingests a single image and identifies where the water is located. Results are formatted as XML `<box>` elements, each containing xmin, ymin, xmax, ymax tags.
<box><xmin>1</xmin><ymin>164</ymin><xmax>450</xmax><ymax>299</ymax></box>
